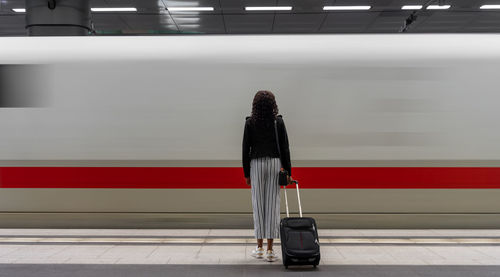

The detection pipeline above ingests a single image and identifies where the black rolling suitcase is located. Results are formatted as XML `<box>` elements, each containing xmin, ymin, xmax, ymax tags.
<box><xmin>280</xmin><ymin>180</ymin><xmax>320</xmax><ymax>268</ymax></box>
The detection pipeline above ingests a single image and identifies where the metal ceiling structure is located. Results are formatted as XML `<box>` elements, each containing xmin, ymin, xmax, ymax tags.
<box><xmin>1</xmin><ymin>0</ymin><xmax>500</xmax><ymax>36</ymax></box>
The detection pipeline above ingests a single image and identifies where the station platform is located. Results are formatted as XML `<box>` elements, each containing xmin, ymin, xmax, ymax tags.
<box><xmin>1</xmin><ymin>229</ymin><xmax>500</xmax><ymax>276</ymax></box>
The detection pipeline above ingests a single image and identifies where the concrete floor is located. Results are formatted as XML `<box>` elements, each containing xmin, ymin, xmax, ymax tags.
<box><xmin>1</xmin><ymin>229</ymin><xmax>500</xmax><ymax>276</ymax></box>
<box><xmin>1</xmin><ymin>265</ymin><xmax>500</xmax><ymax>277</ymax></box>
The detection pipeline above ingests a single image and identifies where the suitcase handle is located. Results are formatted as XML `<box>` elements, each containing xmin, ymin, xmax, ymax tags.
<box><xmin>283</xmin><ymin>180</ymin><xmax>302</xmax><ymax>218</ymax></box>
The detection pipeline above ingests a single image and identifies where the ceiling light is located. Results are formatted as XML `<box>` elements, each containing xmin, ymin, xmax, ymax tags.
<box><xmin>167</xmin><ymin>7</ymin><xmax>214</xmax><ymax>11</ymax></box>
<box><xmin>401</xmin><ymin>5</ymin><xmax>423</xmax><ymax>10</ymax></box>
<box><xmin>323</xmin><ymin>6</ymin><xmax>371</xmax><ymax>10</ymax></box>
<box><xmin>426</xmin><ymin>5</ymin><xmax>451</xmax><ymax>10</ymax></box>
<box><xmin>91</xmin><ymin>7</ymin><xmax>137</xmax><ymax>12</ymax></box>
<box><xmin>245</xmin><ymin>6</ymin><xmax>292</xmax><ymax>11</ymax></box>
<box><xmin>480</xmin><ymin>5</ymin><xmax>500</xmax><ymax>9</ymax></box>
<box><xmin>12</xmin><ymin>8</ymin><xmax>26</xmax><ymax>12</ymax></box>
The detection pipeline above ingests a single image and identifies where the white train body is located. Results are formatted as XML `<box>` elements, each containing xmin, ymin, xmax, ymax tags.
<box><xmin>0</xmin><ymin>35</ymin><xmax>500</xmax><ymax>228</ymax></box>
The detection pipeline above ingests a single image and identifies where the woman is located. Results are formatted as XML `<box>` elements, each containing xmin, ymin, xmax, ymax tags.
<box><xmin>242</xmin><ymin>90</ymin><xmax>293</xmax><ymax>262</ymax></box>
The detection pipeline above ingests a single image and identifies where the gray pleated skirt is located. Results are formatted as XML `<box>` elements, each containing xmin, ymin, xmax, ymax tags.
<box><xmin>250</xmin><ymin>157</ymin><xmax>281</xmax><ymax>239</ymax></box>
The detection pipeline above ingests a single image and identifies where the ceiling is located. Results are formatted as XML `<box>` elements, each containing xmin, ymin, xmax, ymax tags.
<box><xmin>1</xmin><ymin>0</ymin><xmax>500</xmax><ymax>36</ymax></box>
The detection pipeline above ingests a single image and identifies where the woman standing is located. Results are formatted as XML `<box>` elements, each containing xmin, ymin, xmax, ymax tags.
<box><xmin>242</xmin><ymin>90</ymin><xmax>293</xmax><ymax>262</ymax></box>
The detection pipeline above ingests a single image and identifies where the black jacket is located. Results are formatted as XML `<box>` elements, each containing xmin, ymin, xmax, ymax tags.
<box><xmin>242</xmin><ymin>115</ymin><xmax>292</xmax><ymax>178</ymax></box>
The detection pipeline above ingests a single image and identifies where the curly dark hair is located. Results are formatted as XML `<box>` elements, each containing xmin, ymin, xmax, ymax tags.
<box><xmin>250</xmin><ymin>90</ymin><xmax>279</xmax><ymax>127</ymax></box>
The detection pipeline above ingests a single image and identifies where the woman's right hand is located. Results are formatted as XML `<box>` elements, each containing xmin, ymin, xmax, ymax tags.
<box><xmin>245</xmin><ymin>177</ymin><xmax>251</xmax><ymax>186</ymax></box>
<box><xmin>287</xmin><ymin>175</ymin><xmax>294</xmax><ymax>185</ymax></box>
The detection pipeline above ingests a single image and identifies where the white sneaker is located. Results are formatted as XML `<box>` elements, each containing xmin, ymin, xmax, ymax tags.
<box><xmin>251</xmin><ymin>247</ymin><xmax>264</xmax><ymax>259</ymax></box>
<box><xmin>265</xmin><ymin>250</ymin><xmax>277</xmax><ymax>262</ymax></box>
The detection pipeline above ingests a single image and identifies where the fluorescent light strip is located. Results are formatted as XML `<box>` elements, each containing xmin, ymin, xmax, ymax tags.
<box><xmin>323</xmin><ymin>6</ymin><xmax>371</xmax><ymax>10</ymax></box>
<box><xmin>245</xmin><ymin>6</ymin><xmax>292</xmax><ymax>11</ymax></box>
<box><xmin>480</xmin><ymin>5</ymin><xmax>500</xmax><ymax>9</ymax></box>
<box><xmin>426</xmin><ymin>5</ymin><xmax>451</xmax><ymax>10</ymax></box>
<box><xmin>167</xmin><ymin>7</ymin><xmax>214</xmax><ymax>11</ymax></box>
<box><xmin>402</xmin><ymin>5</ymin><xmax>423</xmax><ymax>10</ymax></box>
<box><xmin>91</xmin><ymin>7</ymin><xmax>137</xmax><ymax>12</ymax></box>
<box><xmin>12</xmin><ymin>8</ymin><xmax>26</xmax><ymax>12</ymax></box>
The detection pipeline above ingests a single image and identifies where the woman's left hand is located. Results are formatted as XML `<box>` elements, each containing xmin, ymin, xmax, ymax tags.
<box><xmin>245</xmin><ymin>177</ymin><xmax>251</xmax><ymax>186</ymax></box>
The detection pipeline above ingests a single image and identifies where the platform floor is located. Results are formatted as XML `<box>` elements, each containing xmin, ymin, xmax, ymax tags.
<box><xmin>1</xmin><ymin>229</ymin><xmax>500</xmax><ymax>276</ymax></box>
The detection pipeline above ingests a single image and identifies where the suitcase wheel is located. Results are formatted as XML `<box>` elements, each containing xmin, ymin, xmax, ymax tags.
<box><xmin>313</xmin><ymin>258</ymin><xmax>320</xmax><ymax>267</ymax></box>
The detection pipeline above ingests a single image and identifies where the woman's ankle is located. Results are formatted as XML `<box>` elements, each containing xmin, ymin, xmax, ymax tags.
<box><xmin>257</xmin><ymin>239</ymin><xmax>263</xmax><ymax>248</ymax></box>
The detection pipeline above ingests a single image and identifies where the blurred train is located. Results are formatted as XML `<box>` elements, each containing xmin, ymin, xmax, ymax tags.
<box><xmin>1</xmin><ymin>34</ymin><xmax>500</xmax><ymax>228</ymax></box>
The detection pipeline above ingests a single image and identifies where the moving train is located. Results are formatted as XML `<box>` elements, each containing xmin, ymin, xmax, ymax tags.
<box><xmin>1</xmin><ymin>34</ymin><xmax>500</xmax><ymax>228</ymax></box>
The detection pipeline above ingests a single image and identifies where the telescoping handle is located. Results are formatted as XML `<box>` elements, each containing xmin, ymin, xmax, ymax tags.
<box><xmin>283</xmin><ymin>180</ymin><xmax>302</xmax><ymax>218</ymax></box>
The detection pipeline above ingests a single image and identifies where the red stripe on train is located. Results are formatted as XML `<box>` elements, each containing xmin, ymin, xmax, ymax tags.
<box><xmin>1</xmin><ymin>167</ymin><xmax>500</xmax><ymax>188</ymax></box>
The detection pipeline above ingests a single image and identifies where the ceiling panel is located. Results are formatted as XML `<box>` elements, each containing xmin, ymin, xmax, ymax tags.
<box><xmin>173</xmin><ymin>14</ymin><xmax>225</xmax><ymax>33</ymax></box>
<box><xmin>224</xmin><ymin>14</ymin><xmax>274</xmax><ymax>33</ymax></box>
<box><xmin>92</xmin><ymin>14</ymin><xmax>131</xmax><ymax>33</ymax></box>
<box><xmin>92</xmin><ymin>0</ymin><xmax>165</xmax><ymax>12</ymax></box>
<box><xmin>415</xmin><ymin>12</ymin><xmax>477</xmax><ymax>32</ymax></box>
<box><xmin>473</xmin><ymin>11</ymin><xmax>500</xmax><ymax>25</ymax></box>
<box><xmin>166</xmin><ymin>0</ymin><xmax>222</xmax><ymax>15</ymax></box>
<box><xmin>461</xmin><ymin>12</ymin><xmax>500</xmax><ymax>32</ymax></box>
<box><xmin>0</xmin><ymin>15</ymin><xmax>25</xmax><ymax>35</ymax></box>
<box><xmin>321</xmin><ymin>12</ymin><xmax>379</xmax><ymax>32</ymax></box>
<box><xmin>1</xmin><ymin>0</ymin><xmax>500</xmax><ymax>35</ymax></box>
<box><xmin>0</xmin><ymin>0</ymin><xmax>26</xmax><ymax>12</ymax></box>
<box><xmin>220</xmin><ymin>0</ymin><xmax>279</xmax><ymax>14</ymax></box>
<box><xmin>118</xmin><ymin>14</ymin><xmax>178</xmax><ymax>33</ymax></box>
<box><xmin>367</xmin><ymin>12</ymin><xmax>408</xmax><ymax>32</ymax></box>
<box><xmin>278</xmin><ymin>0</ymin><xmax>326</xmax><ymax>13</ymax></box>
<box><xmin>220</xmin><ymin>0</ymin><xmax>316</xmax><ymax>14</ymax></box>
<box><xmin>273</xmin><ymin>13</ymin><xmax>325</xmax><ymax>33</ymax></box>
